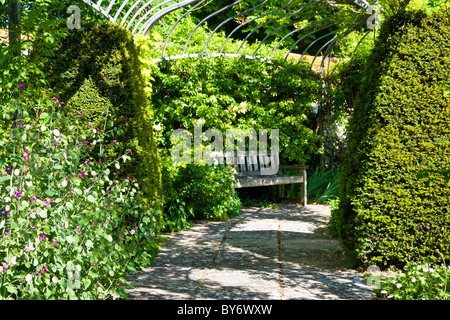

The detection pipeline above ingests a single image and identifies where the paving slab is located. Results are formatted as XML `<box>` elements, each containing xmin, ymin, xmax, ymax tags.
<box><xmin>124</xmin><ymin>204</ymin><xmax>376</xmax><ymax>300</ymax></box>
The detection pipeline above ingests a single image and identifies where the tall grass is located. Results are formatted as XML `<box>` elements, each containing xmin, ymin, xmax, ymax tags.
<box><xmin>284</xmin><ymin>166</ymin><xmax>340</xmax><ymax>204</ymax></box>
<box><xmin>306</xmin><ymin>166</ymin><xmax>340</xmax><ymax>204</ymax></box>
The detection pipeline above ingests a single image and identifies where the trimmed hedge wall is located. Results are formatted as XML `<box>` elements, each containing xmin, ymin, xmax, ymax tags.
<box><xmin>336</xmin><ymin>10</ymin><xmax>450</xmax><ymax>268</ymax></box>
<box><xmin>41</xmin><ymin>21</ymin><xmax>162</xmax><ymax>201</ymax></box>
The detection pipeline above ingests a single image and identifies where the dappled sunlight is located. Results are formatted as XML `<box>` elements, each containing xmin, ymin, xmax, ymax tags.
<box><xmin>125</xmin><ymin>204</ymin><xmax>375</xmax><ymax>300</ymax></box>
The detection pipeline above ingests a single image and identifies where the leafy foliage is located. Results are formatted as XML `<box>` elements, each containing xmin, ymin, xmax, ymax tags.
<box><xmin>148</xmin><ymin>16</ymin><xmax>321</xmax><ymax>166</ymax></box>
<box><xmin>162</xmin><ymin>163</ymin><xmax>242</xmax><ymax>232</ymax></box>
<box><xmin>37</xmin><ymin>20</ymin><xmax>162</xmax><ymax>202</ymax></box>
<box><xmin>138</xmin><ymin>15</ymin><xmax>322</xmax><ymax>224</ymax></box>
<box><xmin>336</xmin><ymin>9</ymin><xmax>450</xmax><ymax>268</ymax></box>
<box><xmin>0</xmin><ymin>93</ymin><xmax>161</xmax><ymax>299</ymax></box>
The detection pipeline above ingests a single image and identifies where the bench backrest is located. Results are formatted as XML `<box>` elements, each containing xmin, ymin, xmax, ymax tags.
<box><xmin>208</xmin><ymin>151</ymin><xmax>279</xmax><ymax>176</ymax></box>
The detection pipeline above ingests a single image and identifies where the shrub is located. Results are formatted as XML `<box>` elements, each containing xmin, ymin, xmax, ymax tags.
<box><xmin>0</xmin><ymin>92</ymin><xmax>161</xmax><ymax>299</ymax></box>
<box><xmin>37</xmin><ymin>20</ymin><xmax>162</xmax><ymax>203</ymax></box>
<box><xmin>336</xmin><ymin>9</ymin><xmax>450</xmax><ymax>268</ymax></box>
<box><xmin>161</xmin><ymin>163</ymin><xmax>242</xmax><ymax>232</ymax></box>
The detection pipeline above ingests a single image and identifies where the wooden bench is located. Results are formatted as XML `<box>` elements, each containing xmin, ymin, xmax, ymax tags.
<box><xmin>208</xmin><ymin>151</ymin><xmax>307</xmax><ymax>206</ymax></box>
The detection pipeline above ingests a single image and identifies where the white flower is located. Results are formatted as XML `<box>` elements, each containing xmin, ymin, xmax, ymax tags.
<box><xmin>396</xmin><ymin>283</ymin><xmax>402</xmax><ymax>289</ymax></box>
<box><xmin>25</xmin><ymin>274</ymin><xmax>33</xmax><ymax>284</ymax></box>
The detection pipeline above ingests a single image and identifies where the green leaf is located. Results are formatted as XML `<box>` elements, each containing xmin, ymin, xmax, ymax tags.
<box><xmin>85</xmin><ymin>240</ymin><xmax>93</xmax><ymax>248</ymax></box>
<box><xmin>44</xmin><ymin>189</ymin><xmax>57</xmax><ymax>197</ymax></box>
<box><xmin>7</xmin><ymin>284</ymin><xmax>18</xmax><ymax>294</ymax></box>
<box><xmin>19</xmin><ymin>200</ymin><xmax>29</xmax><ymax>210</ymax></box>
<box><xmin>83</xmin><ymin>279</ymin><xmax>92</xmax><ymax>289</ymax></box>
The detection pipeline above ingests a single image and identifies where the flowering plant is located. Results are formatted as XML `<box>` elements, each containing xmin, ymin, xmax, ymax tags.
<box><xmin>373</xmin><ymin>258</ymin><xmax>450</xmax><ymax>300</ymax></box>
<box><xmin>0</xmin><ymin>92</ymin><xmax>161</xmax><ymax>299</ymax></box>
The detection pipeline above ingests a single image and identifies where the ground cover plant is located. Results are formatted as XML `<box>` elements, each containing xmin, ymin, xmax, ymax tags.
<box><xmin>372</xmin><ymin>260</ymin><xmax>450</xmax><ymax>300</ymax></box>
<box><xmin>0</xmin><ymin>90</ymin><xmax>161</xmax><ymax>299</ymax></box>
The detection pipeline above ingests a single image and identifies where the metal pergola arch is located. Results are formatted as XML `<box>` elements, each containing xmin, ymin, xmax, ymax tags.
<box><xmin>79</xmin><ymin>0</ymin><xmax>385</xmax><ymax>77</ymax></box>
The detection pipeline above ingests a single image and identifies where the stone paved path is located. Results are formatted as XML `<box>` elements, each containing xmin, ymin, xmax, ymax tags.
<box><xmin>124</xmin><ymin>204</ymin><xmax>375</xmax><ymax>300</ymax></box>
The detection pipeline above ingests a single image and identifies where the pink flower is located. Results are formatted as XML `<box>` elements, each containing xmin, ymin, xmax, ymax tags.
<box><xmin>1</xmin><ymin>262</ymin><xmax>9</xmax><ymax>272</ymax></box>
<box><xmin>43</xmin><ymin>199</ymin><xmax>54</xmax><ymax>206</ymax></box>
<box><xmin>24</xmin><ymin>246</ymin><xmax>31</xmax><ymax>252</ymax></box>
<box><xmin>60</xmin><ymin>102</ymin><xmax>65</xmax><ymax>105</ymax></box>
<box><xmin>52</xmin><ymin>97</ymin><xmax>58</xmax><ymax>101</ymax></box>
<box><xmin>18</xmin><ymin>84</ymin><xmax>24</xmax><ymax>90</ymax></box>
<box><xmin>113</xmin><ymin>140</ymin><xmax>117</xmax><ymax>143</ymax></box>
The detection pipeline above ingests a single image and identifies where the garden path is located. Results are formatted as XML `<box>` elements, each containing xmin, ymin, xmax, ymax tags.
<box><xmin>124</xmin><ymin>204</ymin><xmax>375</xmax><ymax>300</ymax></box>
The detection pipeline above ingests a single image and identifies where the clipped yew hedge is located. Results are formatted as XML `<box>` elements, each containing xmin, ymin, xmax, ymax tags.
<box><xmin>336</xmin><ymin>9</ymin><xmax>450</xmax><ymax>268</ymax></box>
<box><xmin>40</xmin><ymin>21</ymin><xmax>162</xmax><ymax>201</ymax></box>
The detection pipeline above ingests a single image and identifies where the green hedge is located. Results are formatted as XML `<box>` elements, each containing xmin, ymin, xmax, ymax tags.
<box><xmin>336</xmin><ymin>9</ymin><xmax>450</xmax><ymax>268</ymax></box>
<box><xmin>39</xmin><ymin>21</ymin><xmax>162</xmax><ymax>202</ymax></box>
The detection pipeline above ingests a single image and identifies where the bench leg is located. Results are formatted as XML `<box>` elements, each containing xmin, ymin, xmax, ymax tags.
<box><xmin>301</xmin><ymin>169</ymin><xmax>307</xmax><ymax>206</ymax></box>
<box><xmin>276</xmin><ymin>185</ymin><xmax>282</xmax><ymax>202</ymax></box>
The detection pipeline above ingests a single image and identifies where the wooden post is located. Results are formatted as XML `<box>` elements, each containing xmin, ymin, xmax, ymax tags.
<box><xmin>8</xmin><ymin>1</ymin><xmax>21</xmax><ymax>58</ymax></box>
<box><xmin>9</xmin><ymin>1</ymin><xmax>23</xmax><ymax>120</ymax></box>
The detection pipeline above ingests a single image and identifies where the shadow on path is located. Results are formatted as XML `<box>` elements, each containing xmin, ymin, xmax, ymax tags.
<box><xmin>124</xmin><ymin>204</ymin><xmax>375</xmax><ymax>300</ymax></box>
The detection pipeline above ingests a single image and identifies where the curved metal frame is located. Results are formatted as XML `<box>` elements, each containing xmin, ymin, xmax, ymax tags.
<box><xmin>79</xmin><ymin>0</ymin><xmax>385</xmax><ymax>76</ymax></box>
